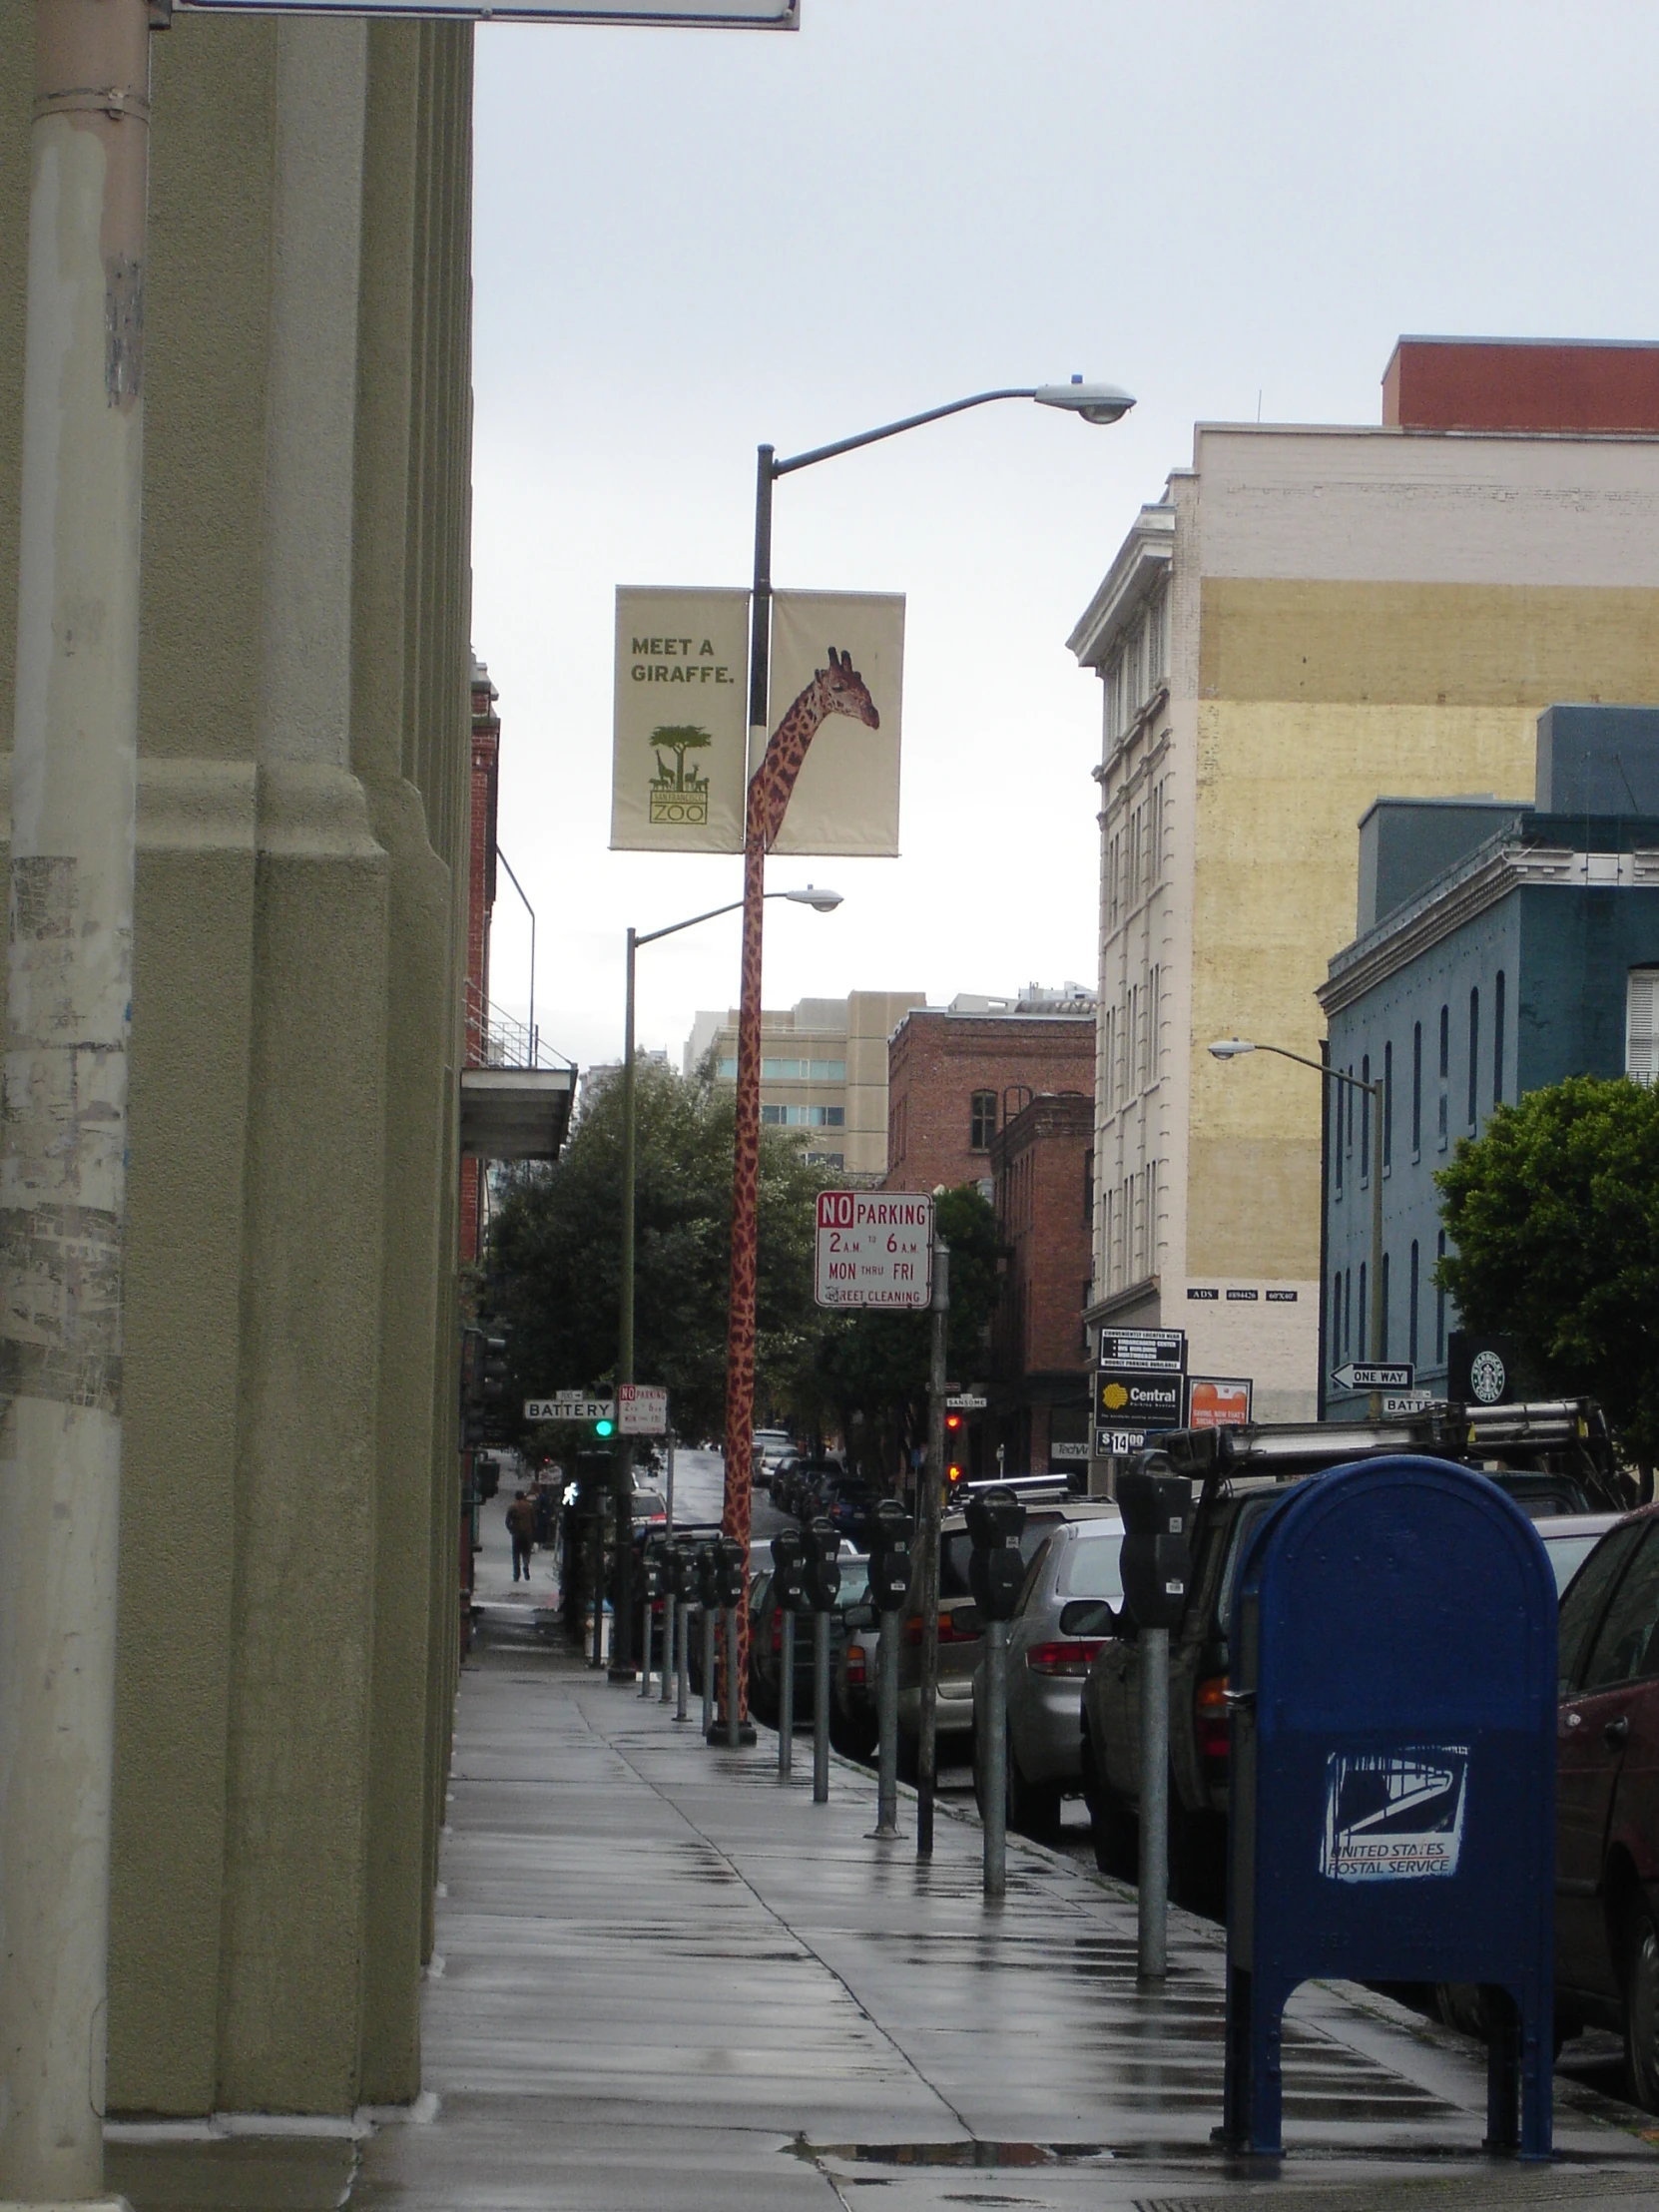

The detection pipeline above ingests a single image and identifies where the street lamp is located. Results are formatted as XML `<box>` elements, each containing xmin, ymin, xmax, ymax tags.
<box><xmin>719</xmin><ymin>377</ymin><xmax>1137</xmax><ymax>1729</ymax></box>
<box><xmin>610</xmin><ymin>883</ymin><xmax>841</xmax><ymax>1682</ymax></box>
<box><xmin>1208</xmin><ymin>1037</ymin><xmax>1384</xmax><ymax>1378</ymax></box>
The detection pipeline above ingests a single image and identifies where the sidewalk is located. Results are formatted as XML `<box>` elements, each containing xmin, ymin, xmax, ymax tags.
<box><xmin>110</xmin><ymin>1590</ymin><xmax>1659</xmax><ymax>2211</ymax></box>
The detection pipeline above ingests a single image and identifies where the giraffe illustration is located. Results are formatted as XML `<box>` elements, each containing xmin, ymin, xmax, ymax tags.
<box><xmin>716</xmin><ymin>646</ymin><xmax>880</xmax><ymax>1729</ymax></box>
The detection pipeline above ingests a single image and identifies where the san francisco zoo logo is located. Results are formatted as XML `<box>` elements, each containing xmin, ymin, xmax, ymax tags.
<box><xmin>648</xmin><ymin>724</ymin><xmax>713</xmax><ymax>829</ymax></box>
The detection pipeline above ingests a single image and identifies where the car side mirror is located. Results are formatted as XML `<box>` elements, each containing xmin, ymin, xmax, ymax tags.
<box><xmin>843</xmin><ymin>1600</ymin><xmax>876</xmax><ymax>1631</ymax></box>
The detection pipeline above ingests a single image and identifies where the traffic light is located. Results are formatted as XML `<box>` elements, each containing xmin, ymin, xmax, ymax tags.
<box><xmin>480</xmin><ymin>1335</ymin><xmax>509</xmax><ymax>1444</ymax></box>
<box><xmin>945</xmin><ymin>1409</ymin><xmax>965</xmax><ymax>1490</ymax></box>
<box><xmin>595</xmin><ymin>1413</ymin><xmax>616</xmax><ymax>1437</ymax></box>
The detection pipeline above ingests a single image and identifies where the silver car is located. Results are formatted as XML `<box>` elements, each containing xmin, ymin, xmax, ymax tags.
<box><xmin>973</xmin><ymin>1513</ymin><xmax>1124</xmax><ymax>1839</ymax></box>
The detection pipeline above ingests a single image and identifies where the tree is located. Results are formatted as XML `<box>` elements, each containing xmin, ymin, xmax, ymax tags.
<box><xmin>649</xmin><ymin>724</ymin><xmax>712</xmax><ymax>793</ymax></box>
<box><xmin>486</xmin><ymin>1060</ymin><xmax>829</xmax><ymax>1447</ymax></box>
<box><xmin>1436</xmin><ymin>1075</ymin><xmax>1659</xmax><ymax>1476</ymax></box>
<box><xmin>812</xmin><ymin>1185</ymin><xmax>1000</xmax><ymax>1480</ymax></box>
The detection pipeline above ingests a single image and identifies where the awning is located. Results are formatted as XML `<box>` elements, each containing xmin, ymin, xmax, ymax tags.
<box><xmin>459</xmin><ymin>1066</ymin><xmax>576</xmax><ymax>1162</ymax></box>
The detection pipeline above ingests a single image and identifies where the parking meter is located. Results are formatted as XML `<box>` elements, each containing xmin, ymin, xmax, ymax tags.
<box><xmin>867</xmin><ymin>1498</ymin><xmax>914</xmax><ymax>1611</ymax></box>
<box><xmin>637</xmin><ymin>1542</ymin><xmax>666</xmax><ymax>1698</ymax></box>
<box><xmin>965</xmin><ymin>1489</ymin><xmax>1026</xmax><ymax>1622</ymax></box>
<box><xmin>1116</xmin><ymin>1457</ymin><xmax>1191</xmax><ymax>1631</ymax></box>
<box><xmin>695</xmin><ymin>1540</ymin><xmax>720</xmax><ymax>1736</ymax></box>
<box><xmin>665</xmin><ymin>1542</ymin><xmax>693</xmax><ymax>1601</ymax></box>
<box><xmin>867</xmin><ymin>1499</ymin><xmax>914</xmax><ymax>1837</ymax></box>
<box><xmin>803</xmin><ymin>1517</ymin><xmax>839</xmax><ymax>1803</ymax></box>
<box><xmin>714</xmin><ymin>1535</ymin><xmax>746</xmax><ymax>1747</ymax></box>
<box><xmin>640</xmin><ymin>1547</ymin><xmax>665</xmax><ymax>1602</ymax></box>
<box><xmin>1116</xmin><ymin>1456</ymin><xmax>1191</xmax><ymax>1975</ymax></box>
<box><xmin>966</xmin><ymin>1488</ymin><xmax>1026</xmax><ymax>1895</ymax></box>
<box><xmin>771</xmin><ymin>1528</ymin><xmax>806</xmax><ymax>1775</ymax></box>
<box><xmin>714</xmin><ymin>1534</ymin><xmax>745</xmax><ymax>1609</ymax></box>
<box><xmin>668</xmin><ymin>1541</ymin><xmax>695</xmax><ymax>1722</ymax></box>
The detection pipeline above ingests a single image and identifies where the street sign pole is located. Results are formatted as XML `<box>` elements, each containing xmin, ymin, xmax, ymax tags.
<box><xmin>917</xmin><ymin>1236</ymin><xmax>950</xmax><ymax>1860</ymax></box>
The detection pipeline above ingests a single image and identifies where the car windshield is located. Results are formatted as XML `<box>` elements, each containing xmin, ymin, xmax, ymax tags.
<box><xmin>1543</xmin><ymin>1527</ymin><xmax>1609</xmax><ymax>1595</ymax></box>
<box><xmin>1056</xmin><ymin>1527</ymin><xmax>1125</xmax><ymax>1600</ymax></box>
<box><xmin>837</xmin><ymin>1559</ymin><xmax>869</xmax><ymax>1608</ymax></box>
<box><xmin>1216</xmin><ymin>1492</ymin><xmax>1280</xmax><ymax>1637</ymax></box>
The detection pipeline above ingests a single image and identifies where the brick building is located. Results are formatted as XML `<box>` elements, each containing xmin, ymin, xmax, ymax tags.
<box><xmin>883</xmin><ymin>990</ymin><xmax>1096</xmax><ymax>1196</ymax></box>
<box><xmin>990</xmin><ymin>1093</ymin><xmax>1096</xmax><ymax>1478</ymax></box>
<box><xmin>460</xmin><ymin>659</ymin><xmax>501</xmax><ymax>1263</ymax></box>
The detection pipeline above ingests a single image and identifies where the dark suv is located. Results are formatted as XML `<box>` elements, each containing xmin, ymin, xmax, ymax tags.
<box><xmin>1080</xmin><ymin>1398</ymin><xmax>1623</xmax><ymax>1907</ymax></box>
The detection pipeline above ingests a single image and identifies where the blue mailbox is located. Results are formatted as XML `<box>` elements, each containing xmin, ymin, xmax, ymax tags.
<box><xmin>1223</xmin><ymin>1456</ymin><xmax>1556</xmax><ymax>2158</ymax></box>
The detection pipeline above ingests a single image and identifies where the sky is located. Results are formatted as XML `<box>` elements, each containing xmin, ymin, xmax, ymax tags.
<box><xmin>470</xmin><ymin>1</ymin><xmax>1659</xmax><ymax>1076</ymax></box>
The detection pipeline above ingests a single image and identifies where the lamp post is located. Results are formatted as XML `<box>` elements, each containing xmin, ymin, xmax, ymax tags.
<box><xmin>719</xmin><ymin>378</ymin><xmax>1135</xmax><ymax>1732</ymax></box>
<box><xmin>1208</xmin><ymin>1037</ymin><xmax>1385</xmax><ymax>1382</ymax></box>
<box><xmin>612</xmin><ymin>884</ymin><xmax>841</xmax><ymax>1682</ymax></box>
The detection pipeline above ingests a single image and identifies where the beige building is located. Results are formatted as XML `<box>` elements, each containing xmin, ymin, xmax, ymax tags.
<box><xmin>685</xmin><ymin>990</ymin><xmax>925</xmax><ymax>1179</ymax></box>
<box><xmin>1070</xmin><ymin>339</ymin><xmax>1659</xmax><ymax>1425</ymax></box>
<box><xmin>0</xmin><ymin>14</ymin><xmax>479</xmax><ymax>2115</ymax></box>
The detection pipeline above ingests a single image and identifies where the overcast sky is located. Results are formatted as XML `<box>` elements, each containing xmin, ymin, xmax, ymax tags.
<box><xmin>470</xmin><ymin>1</ymin><xmax>1659</xmax><ymax>1075</ymax></box>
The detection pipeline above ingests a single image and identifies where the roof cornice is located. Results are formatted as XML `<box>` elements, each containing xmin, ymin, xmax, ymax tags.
<box><xmin>1067</xmin><ymin>505</ymin><xmax>1175</xmax><ymax>669</ymax></box>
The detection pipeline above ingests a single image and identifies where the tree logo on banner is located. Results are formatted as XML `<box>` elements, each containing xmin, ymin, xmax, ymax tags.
<box><xmin>648</xmin><ymin>723</ymin><xmax>714</xmax><ymax>827</ymax></box>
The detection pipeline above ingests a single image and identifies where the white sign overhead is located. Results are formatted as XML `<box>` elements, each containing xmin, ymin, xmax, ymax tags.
<box><xmin>815</xmin><ymin>1192</ymin><xmax>932</xmax><ymax>1310</ymax></box>
<box><xmin>618</xmin><ymin>1383</ymin><xmax>669</xmax><ymax>1435</ymax></box>
<box><xmin>178</xmin><ymin>0</ymin><xmax>795</xmax><ymax>20</ymax></box>
<box><xmin>525</xmin><ymin>1396</ymin><xmax>615</xmax><ymax>1423</ymax></box>
<box><xmin>1331</xmin><ymin>1363</ymin><xmax>1413</xmax><ymax>1392</ymax></box>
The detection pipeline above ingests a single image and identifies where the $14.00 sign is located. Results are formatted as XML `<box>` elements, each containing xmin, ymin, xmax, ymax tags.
<box><xmin>815</xmin><ymin>1191</ymin><xmax>933</xmax><ymax>1310</ymax></box>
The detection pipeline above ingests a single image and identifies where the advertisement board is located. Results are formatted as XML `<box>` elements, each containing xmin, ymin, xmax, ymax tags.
<box><xmin>1093</xmin><ymin>1366</ymin><xmax>1181</xmax><ymax>1456</ymax></box>
<box><xmin>611</xmin><ymin>588</ymin><xmax>750</xmax><ymax>852</ymax></box>
<box><xmin>1097</xmin><ymin>1327</ymin><xmax>1186</xmax><ymax>1373</ymax></box>
<box><xmin>1187</xmin><ymin>1376</ymin><xmax>1253</xmax><ymax>1430</ymax></box>
<box><xmin>760</xmin><ymin>592</ymin><xmax>905</xmax><ymax>856</ymax></box>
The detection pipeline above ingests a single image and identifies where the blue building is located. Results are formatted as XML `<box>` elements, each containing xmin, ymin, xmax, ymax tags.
<box><xmin>1317</xmin><ymin>705</ymin><xmax>1659</xmax><ymax>1411</ymax></box>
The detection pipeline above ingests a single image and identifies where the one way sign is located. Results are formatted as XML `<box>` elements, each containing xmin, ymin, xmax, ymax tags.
<box><xmin>1330</xmin><ymin>1362</ymin><xmax>1413</xmax><ymax>1391</ymax></box>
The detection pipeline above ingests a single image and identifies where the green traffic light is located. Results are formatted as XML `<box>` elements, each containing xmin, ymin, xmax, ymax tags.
<box><xmin>595</xmin><ymin>1418</ymin><xmax>615</xmax><ymax>1437</ymax></box>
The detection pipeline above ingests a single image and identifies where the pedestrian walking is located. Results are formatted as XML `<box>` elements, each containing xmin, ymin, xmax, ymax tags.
<box><xmin>506</xmin><ymin>1489</ymin><xmax>536</xmax><ymax>1583</ymax></box>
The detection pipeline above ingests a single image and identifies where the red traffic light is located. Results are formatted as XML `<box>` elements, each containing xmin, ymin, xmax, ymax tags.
<box><xmin>945</xmin><ymin>1411</ymin><xmax>962</xmax><ymax>1432</ymax></box>
<box><xmin>946</xmin><ymin>1461</ymin><xmax>964</xmax><ymax>1485</ymax></box>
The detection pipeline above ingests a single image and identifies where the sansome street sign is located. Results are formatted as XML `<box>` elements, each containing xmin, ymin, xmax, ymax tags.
<box><xmin>526</xmin><ymin>1396</ymin><xmax>615</xmax><ymax>1422</ymax></box>
<box><xmin>618</xmin><ymin>1383</ymin><xmax>669</xmax><ymax>1435</ymax></box>
<box><xmin>815</xmin><ymin>1191</ymin><xmax>932</xmax><ymax>1310</ymax></box>
<box><xmin>945</xmin><ymin>1392</ymin><xmax>987</xmax><ymax>1410</ymax></box>
<box><xmin>1330</xmin><ymin>1363</ymin><xmax>1413</xmax><ymax>1391</ymax></box>
<box><xmin>178</xmin><ymin>0</ymin><xmax>795</xmax><ymax>20</ymax></box>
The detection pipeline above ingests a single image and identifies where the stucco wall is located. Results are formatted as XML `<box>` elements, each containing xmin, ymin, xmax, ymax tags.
<box><xmin>0</xmin><ymin>7</ymin><xmax>474</xmax><ymax>2114</ymax></box>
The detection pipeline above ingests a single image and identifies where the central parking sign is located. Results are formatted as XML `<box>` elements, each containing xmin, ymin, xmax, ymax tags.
<box><xmin>814</xmin><ymin>1191</ymin><xmax>932</xmax><ymax>1309</ymax></box>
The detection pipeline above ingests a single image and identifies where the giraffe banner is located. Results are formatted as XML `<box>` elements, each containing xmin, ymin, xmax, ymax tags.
<box><xmin>610</xmin><ymin>587</ymin><xmax>750</xmax><ymax>851</ymax></box>
<box><xmin>759</xmin><ymin>590</ymin><xmax>904</xmax><ymax>856</ymax></box>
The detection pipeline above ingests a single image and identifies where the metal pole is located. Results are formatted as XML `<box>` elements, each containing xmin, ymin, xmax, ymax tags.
<box><xmin>661</xmin><ymin>1590</ymin><xmax>675</xmax><ymax>1705</ymax></box>
<box><xmin>610</xmin><ymin>928</ymin><xmax>638</xmax><ymax>1682</ymax></box>
<box><xmin>813</xmin><ymin>1607</ymin><xmax>830</xmax><ymax>1803</ymax></box>
<box><xmin>701</xmin><ymin>1606</ymin><xmax>715</xmax><ymax>1737</ymax></box>
<box><xmin>676</xmin><ymin>1599</ymin><xmax>690</xmax><ymax>1723</ymax></box>
<box><xmin>589</xmin><ymin>1510</ymin><xmax>604</xmax><ymax>1667</ymax></box>
<box><xmin>638</xmin><ymin>1591</ymin><xmax>652</xmax><ymax>1695</ymax></box>
<box><xmin>778</xmin><ymin>1608</ymin><xmax>795</xmax><ymax>1776</ymax></box>
<box><xmin>1370</xmin><ymin>1076</ymin><xmax>1384</xmax><ymax>1406</ymax></box>
<box><xmin>715</xmin><ymin>445</ymin><xmax>776</xmax><ymax>1734</ymax></box>
<box><xmin>725</xmin><ymin>1603</ymin><xmax>741</xmax><ymax>1749</ymax></box>
<box><xmin>0</xmin><ymin>0</ymin><xmax>149</xmax><ymax>2192</ymax></box>
<box><xmin>874</xmin><ymin>1607</ymin><xmax>900</xmax><ymax>1838</ymax></box>
<box><xmin>983</xmin><ymin>1620</ymin><xmax>1008</xmax><ymax>1898</ymax></box>
<box><xmin>1138</xmin><ymin>1623</ymin><xmax>1170</xmax><ymax>1980</ymax></box>
<box><xmin>917</xmin><ymin>1240</ymin><xmax>950</xmax><ymax>1858</ymax></box>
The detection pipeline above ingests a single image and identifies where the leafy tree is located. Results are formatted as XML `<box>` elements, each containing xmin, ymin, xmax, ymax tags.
<box><xmin>486</xmin><ymin>1060</ymin><xmax>828</xmax><ymax>1447</ymax></box>
<box><xmin>649</xmin><ymin>724</ymin><xmax>712</xmax><ymax>793</ymax></box>
<box><xmin>1436</xmin><ymin>1075</ymin><xmax>1659</xmax><ymax>1478</ymax></box>
<box><xmin>812</xmin><ymin>1185</ymin><xmax>1000</xmax><ymax>1480</ymax></box>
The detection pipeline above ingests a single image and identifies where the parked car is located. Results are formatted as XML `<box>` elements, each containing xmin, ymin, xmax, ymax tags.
<box><xmin>752</xmin><ymin>1554</ymin><xmax>872</xmax><ymax>1736</ymax></box>
<box><xmin>891</xmin><ymin>1487</ymin><xmax>1118</xmax><ymax>1776</ymax></box>
<box><xmin>789</xmin><ymin>1458</ymin><xmax>848</xmax><ymax>1522</ymax></box>
<box><xmin>1546</xmin><ymin>1502</ymin><xmax>1659</xmax><ymax>2105</ymax></box>
<box><xmin>630</xmin><ymin>1484</ymin><xmax>668</xmax><ymax>1527</ymax></box>
<box><xmin>1081</xmin><ymin>1399</ymin><xmax>1623</xmax><ymax>1905</ymax></box>
<box><xmin>971</xmin><ymin>1513</ymin><xmax>1124</xmax><ymax>1839</ymax></box>
<box><xmin>752</xmin><ymin>1429</ymin><xmax>794</xmax><ymax>1491</ymax></box>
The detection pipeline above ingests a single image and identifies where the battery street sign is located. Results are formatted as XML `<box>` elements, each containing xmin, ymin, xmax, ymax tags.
<box><xmin>815</xmin><ymin>1191</ymin><xmax>933</xmax><ymax>1310</ymax></box>
<box><xmin>1097</xmin><ymin>1327</ymin><xmax>1186</xmax><ymax>1373</ymax></box>
<box><xmin>177</xmin><ymin>0</ymin><xmax>796</xmax><ymax>19</ymax></box>
<box><xmin>1383</xmin><ymin>1390</ymin><xmax>1433</xmax><ymax>1416</ymax></box>
<box><xmin>618</xmin><ymin>1383</ymin><xmax>669</xmax><ymax>1434</ymax></box>
<box><xmin>1330</xmin><ymin>1363</ymin><xmax>1413</xmax><ymax>1392</ymax></box>
<box><xmin>526</xmin><ymin>1395</ymin><xmax>616</xmax><ymax>1423</ymax></box>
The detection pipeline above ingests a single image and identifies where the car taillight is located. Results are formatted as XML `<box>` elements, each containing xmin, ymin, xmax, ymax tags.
<box><xmin>845</xmin><ymin>1644</ymin><xmax>866</xmax><ymax>1686</ymax></box>
<box><xmin>1196</xmin><ymin>1674</ymin><xmax>1229</xmax><ymax>1767</ymax></box>
<box><xmin>1025</xmin><ymin>1639</ymin><xmax>1105</xmax><ymax>1678</ymax></box>
<box><xmin>903</xmin><ymin>1613</ymin><xmax>975</xmax><ymax>1646</ymax></box>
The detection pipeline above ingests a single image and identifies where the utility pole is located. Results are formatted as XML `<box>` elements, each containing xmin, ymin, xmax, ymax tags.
<box><xmin>916</xmin><ymin>1236</ymin><xmax>949</xmax><ymax>1858</ymax></box>
<box><xmin>0</xmin><ymin>0</ymin><xmax>151</xmax><ymax>2195</ymax></box>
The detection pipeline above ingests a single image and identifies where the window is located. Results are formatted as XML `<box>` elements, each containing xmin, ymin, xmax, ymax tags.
<box><xmin>1408</xmin><ymin>1240</ymin><xmax>1419</xmax><ymax>1365</ymax></box>
<box><xmin>761</xmin><ymin>1056</ymin><xmax>845</xmax><ymax>1081</ymax></box>
<box><xmin>1580</xmin><ymin>1527</ymin><xmax>1659</xmax><ymax>1693</ymax></box>
<box><xmin>1347</xmin><ymin>1067</ymin><xmax>1355</xmax><ymax>1156</ymax></box>
<box><xmin>970</xmin><ymin>1091</ymin><xmax>997</xmax><ymax>1151</ymax></box>
<box><xmin>761</xmin><ymin>1103</ymin><xmax>843</xmax><ymax>1127</ymax></box>
<box><xmin>1493</xmin><ymin>972</ymin><xmax>1505</xmax><ymax>1106</ymax></box>
<box><xmin>1466</xmin><ymin>987</ymin><xmax>1479</xmax><ymax>1130</ymax></box>
<box><xmin>1083</xmin><ymin>1148</ymin><xmax>1094</xmax><ymax>1228</ymax></box>
<box><xmin>1437</xmin><ymin>1004</ymin><xmax>1449</xmax><ymax>1149</ymax></box>
<box><xmin>1382</xmin><ymin>1041</ymin><xmax>1392</xmax><ymax>1173</ymax></box>
<box><xmin>1331</xmin><ymin>1270</ymin><xmax>1343</xmax><ymax>1368</ymax></box>
<box><xmin>1435</xmin><ymin>1230</ymin><xmax>1446</xmax><ymax>1363</ymax></box>
<box><xmin>1380</xmin><ymin>1253</ymin><xmax>1389</xmax><ymax>1360</ymax></box>
<box><xmin>1559</xmin><ymin>1524</ymin><xmax>1648</xmax><ymax>1693</ymax></box>
<box><xmin>1333</xmin><ymin>1076</ymin><xmax>1344</xmax><ymax>1196</ymax></box>
<box><xmin>1411</xmin><ymin>1021</ymin><xmax>1422</xmax><ymax>1157</ymax></box>
<box><xmin>1358</xmin><ymin>1262</ymin><xmax>1368</xmax><ymax>1361</ymax></box>
<box><xmin>1629</xmin><ymin>969</ymin><xmax>1659</xmax><ymax>1084</ymax></box>
<box><xmin>717</xmin><ymin>1056</ymin><xmax>738</xmax><ymax>1079</ymax></box>
<box><xmin>1360</xmin><ymin>1056</ymin><xmax>1371</xmax><ymax>1184</ymax></box>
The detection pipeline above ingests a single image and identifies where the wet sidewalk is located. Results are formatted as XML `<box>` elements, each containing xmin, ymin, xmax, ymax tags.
<box><xmin>112</xmin><ymin>1599</ymin><xmax>1659</xmax><ymax>2211</ymax></box>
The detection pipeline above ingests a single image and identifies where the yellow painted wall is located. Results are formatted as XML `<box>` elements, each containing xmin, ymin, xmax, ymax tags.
<box><xmin>1185</xmin><ymin>575</ymin><xmax>1659</xmax><ymax>1280</ymax></box>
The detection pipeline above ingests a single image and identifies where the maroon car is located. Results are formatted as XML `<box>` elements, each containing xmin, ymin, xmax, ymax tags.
<box><xmin>1556</xmin><ymin>1502</ymin><xmax>1659</xmax><ymax>2106</ymax></box>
